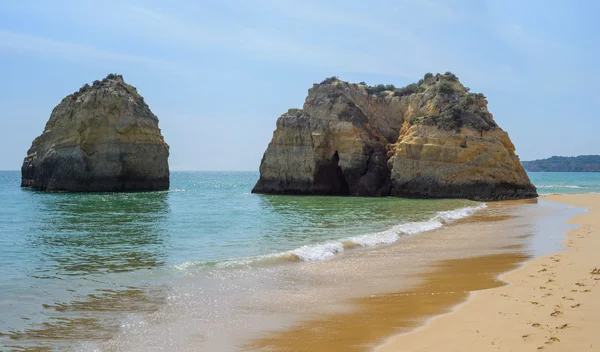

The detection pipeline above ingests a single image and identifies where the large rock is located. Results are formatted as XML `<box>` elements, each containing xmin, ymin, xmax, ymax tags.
<box><xmin>21</xmin><ymin>74</ymin><xmax>169</xmax><ymax>192</ymax></box>
<box><xmin>252</xmin><ymin>73</ymin><xmax>537</xmax><ymax>200</ymax></box>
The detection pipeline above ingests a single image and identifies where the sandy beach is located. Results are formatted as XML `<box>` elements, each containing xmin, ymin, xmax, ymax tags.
<box><xmin>376</xmin><ymin>194</ymin><xmax>600</xmax><ymax>351</ymax></box>
<box><xmin>246</xmin><ymin>198</ymin><xmax>577</xmax><ymax>351</ymax></box>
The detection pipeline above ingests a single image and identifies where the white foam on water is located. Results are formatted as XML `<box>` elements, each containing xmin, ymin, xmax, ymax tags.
<box><xmin>172</xmin><ymin>261</ymin><xmax>196</xmax><ymax>271</ymax></box>
<box><xmin>435</xmin><ymin>203</ymin><xmax>487</xmax><ymax>221</ymax></box>
<box><xmin>348</xmin><ymin>228</ymin><xmax>400</xmax><ymax>247</ymax></box>
<box><xmin>286</xmin><ymin>241</ymin><xmax>345</xmax><ymax>261</ymax></box>
<box><xmin>168</xmin><ymin>188</ymin><xmax>187</xmax><ymax>192</ymax></box>
<box><xmin>537</xmin><ymin>185</ymin><xmax>584</xmax><ymax>189</ymax></box>
<box><xmin>348</xmin><ymin>204</ymin><xmax>487</xmax><ymax>247</ymax></box>
<box><xmin>172</xmin><ymin>204</ymin><xmax>488</xmax><ymax>270</ymax></box>
<box><xmin>349</xmin><ymin>220</ymin><xmax>444</xmax><ymax>247</ymax></box>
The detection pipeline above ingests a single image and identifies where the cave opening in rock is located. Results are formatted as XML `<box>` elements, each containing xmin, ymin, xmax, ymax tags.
<box><xmin>314</xmin><ymin>150</ymin><xmax>350</xmax><ymax>195</ymax></box>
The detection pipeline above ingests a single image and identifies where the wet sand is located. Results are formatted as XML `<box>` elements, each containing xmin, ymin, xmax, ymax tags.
<box><xmin>248</xmin><ymin>198</ymin><xmax>579</xmax><ymax>351</ymax></box>
<box><xmin>88</xmin><ymin>199</ymin><xmax>554</xmax><ymax>352</ymax></box>
<box><xmin>248</xmin><ymin>253</ymin><xmax>529</xmax><ymax>351</ymax></box>
<box><xmin>376</xmin><ymin>194</ymin><xmax>600</xmax><ymax>351</ymax></box>
<box><xmin>2</xmin><ymin>192</ymin><xmax>593</xmax><ymax>351</ymax></box>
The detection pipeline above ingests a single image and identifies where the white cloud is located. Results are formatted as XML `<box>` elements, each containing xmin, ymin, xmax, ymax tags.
<box><xmin>0</xmin><ymin>30</ymin><xmax>172</xmax><ymax>67</ymax></box>
<box><xmin>0</xmin><ymin>0</ymin><xmax>560</xmax><ymax>89</ymax></box>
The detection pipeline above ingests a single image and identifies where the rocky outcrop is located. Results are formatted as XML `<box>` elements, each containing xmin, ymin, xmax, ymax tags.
<box><xmin>253</xmin><ymin>73</ymin><xmax>537</xmax><ymax>200</ymax></box>
<box><xmin>21</xmin><ymin>74</ymin><xmax>169</xmax><ymax>192</ymax></box>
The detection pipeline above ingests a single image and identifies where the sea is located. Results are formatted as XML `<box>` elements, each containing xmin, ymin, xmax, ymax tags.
<box><xmin>0</xmin><ymin>171</ymin><xmax>597</xmax><ymax>351</ymax></box>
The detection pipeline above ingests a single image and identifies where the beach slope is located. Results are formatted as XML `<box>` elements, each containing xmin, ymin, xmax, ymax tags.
<box><xmin>376</xmin><ymin>194</ymin><xmax>600</xmax><ymax>351</ymax></box>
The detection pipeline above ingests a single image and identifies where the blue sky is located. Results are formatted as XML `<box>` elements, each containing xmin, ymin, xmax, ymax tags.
<box><xmin>1</xmin><ymin>0</ymin><xmax>598</xmax><ymax>170</ymax></box>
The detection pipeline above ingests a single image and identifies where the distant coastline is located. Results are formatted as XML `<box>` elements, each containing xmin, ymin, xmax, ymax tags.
<box><xmin>523</xmin><ymin>155</ymin><xmax>600</xmax><ymax>172</ymax></box>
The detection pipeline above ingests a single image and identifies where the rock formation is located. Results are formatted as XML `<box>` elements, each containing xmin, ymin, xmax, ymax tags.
<box><xmin>252</xmin><ymin>73</ymin><xmax>537</xmax><ymax>200</ymax></box>
<box><xmin>21</xmin><ymin>74</ymin><xmax>169</xmax><ymax>192</ymax></box>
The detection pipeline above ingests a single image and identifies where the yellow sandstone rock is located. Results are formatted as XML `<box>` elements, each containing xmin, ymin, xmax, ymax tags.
<box><xmin>21</xmin><ymin>74</ymin><xmax>169</xmax><ymax>192</ymax></box>
<box><xmin>253</xmin><ymin>73</ymin><xmax>536</xmax><ymax>200</ymax></box>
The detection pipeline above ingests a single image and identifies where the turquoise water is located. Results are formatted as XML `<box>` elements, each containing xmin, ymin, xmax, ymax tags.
<box><xmin>529</xmin><ymin>172</ymin><xmax>600</xmax><ymax>194</ymax></box>
<box><xmin>0</xmin><ymin>171</ymin><xmax>476</xmax><ymax>351</ymax></box>
<box><xmin>0</xmin><ymin>170</ymin><xmax>598</xmax><ymax>351</ymax></box>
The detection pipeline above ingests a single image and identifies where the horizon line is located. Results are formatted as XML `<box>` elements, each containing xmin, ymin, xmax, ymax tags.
<box><xmin>0</xmin><ymin>169</ymin><xmax>259</xmax><ymax>172</ymax></box>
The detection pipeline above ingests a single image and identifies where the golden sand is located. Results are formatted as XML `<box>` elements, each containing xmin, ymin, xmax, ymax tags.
<box><xmin>248</xmin><ymin>252</ymin><xmax>530</xmax><ymax>351</ymax></box>
<box><xmin>248</xmin><ymin>195</ymin><xmax>599</xmax><ymax>352</ymax></box>
<box><xmin>376</xmin><ymin>194</ymin><xmax>600</xmax><ymax>351</ymax></box>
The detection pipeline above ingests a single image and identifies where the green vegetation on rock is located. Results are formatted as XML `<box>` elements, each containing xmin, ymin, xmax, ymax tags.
<box><xmin>315</xmin><ymin>72</ymin><xmax>498</xmax><ymax>132</ymax></box>
<box><xmin>320</xmin><ymin>76</ymin><xmax>339</xmax><ymax>85</ymax></box>
<box><xmin>254</xmin><ymin>72</ymin><xmax>536</xmax><ymax>200</ymax></box>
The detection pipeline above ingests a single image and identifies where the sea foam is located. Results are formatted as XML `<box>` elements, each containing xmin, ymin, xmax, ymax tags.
<box><xmin>173</xmin><ymin>204</ymin><xmax>487</xmax><ymax>270</ymax></box>
<box><xmin>340</xmin><ymin>204</ymin><xmax>485</xmax><ymax>251</ymax></box>
<box><xmin>283</xmin><ymin>204</ymin><xmax>487</xmax><ymax>261</ymax></box>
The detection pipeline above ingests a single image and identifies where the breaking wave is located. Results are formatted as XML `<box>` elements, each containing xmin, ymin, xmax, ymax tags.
<box><xmin>174</xmin><ymin>204</ymin><xmax>487</xmax><ymax>271</ymax></box>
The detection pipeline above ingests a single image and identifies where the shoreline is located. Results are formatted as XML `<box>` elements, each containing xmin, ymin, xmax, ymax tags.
<box><xmin>375</xmin><ymin>193</ymin><xmax>600</xmax><ymax>351</ymax></box>
<box><xmin>2</xmin><ymin>195</ymin><xmax>549</xmax><ymax>352</ymax></box>
<box><xmin>4</xmin><ymin>194</ymin><xmax>586</xmax><ymax>351</ymax></box>
<box><xmin>246</xmin><ymin>198</ymin><xmax>575</xmax><ymax>351</ymax></box>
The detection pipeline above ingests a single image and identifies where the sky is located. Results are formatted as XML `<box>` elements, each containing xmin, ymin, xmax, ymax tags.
<box><xmin>0</xmin><ymin>0</ymin><xmax>598</xmax><ymax>171</ymax></box>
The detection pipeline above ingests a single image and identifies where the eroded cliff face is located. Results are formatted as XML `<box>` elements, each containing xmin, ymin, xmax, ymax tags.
<box><xmin>253</xmin><ymin>73</ymin><xmax>537</xmax><ymax>200</ymax></box>
<box><xmin>21</xmin><ymin>74</ymin><xmax>169</xmax><ymax>192</ymax></box>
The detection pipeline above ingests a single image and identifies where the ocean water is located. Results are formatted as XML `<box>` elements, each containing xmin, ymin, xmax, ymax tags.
<box><xmin>0</xmin><ymin>171</ymin><xmax>597</xmax><ymax>351</ymax></box>
<box><xmin>529</xmin><ymin>172</ymin><xmax>600</xmax><ymax>194</ymax></box>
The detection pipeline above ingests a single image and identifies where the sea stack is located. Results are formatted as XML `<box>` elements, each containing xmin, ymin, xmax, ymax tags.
<box><xmin>252</xmin><ymin>73</ymin><xmax>537</xmax><ymax>200</ymax></box>
<box><xmin>21</xmin><ymin>74</ymin><xmax>169</xmax><ymax>192</ymax></box>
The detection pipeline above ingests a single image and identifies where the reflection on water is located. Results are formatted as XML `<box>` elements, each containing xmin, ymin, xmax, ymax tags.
<box><xmin>256</xmin><ymin>194</ymin><xmax>475</xmax><ymax>243</ymax></box>
<box><xmin>30</xmin><ymin>192</ymin><xmax>169</xmax><ymax>275</ymax></box>
<box><xmin>258</xmin><ymin>194</ymin><xmax>474</xmax><ymax>221</ymax></box>
<box><xmin>2</xmin><ymin>192</ymin><xmax>170</xmax><ymax>351</ymax></box>
<box><xmin>0</xmin><ymin>171</ymin><xmax>590</xmax><ymax>352</ymax></box>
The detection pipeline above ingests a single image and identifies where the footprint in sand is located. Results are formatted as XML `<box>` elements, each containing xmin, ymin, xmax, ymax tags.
<box><xmin>522</xmin><ymin>334</ymin><xmax>534</xmax><ymax>342</ymax></box>
<box><xmin>571</xmin><ymin>303</ymin><xmax>581</xmax><ymax>308</ymax></box>
<box><xmin>562</xmin><ymin>296</ymin><xmax>574</xmax><ymax>301</ymax></box>
<box><xmin>556</xmin><ymin>323</ymin><xmax>569</xmax><ymax>329</ymax></box>
<box><xmin>545</xmin><ymin>337</ymin><xmax>561</xmax><ymax>345</ymax></box>
<box><xmin>551</xmin><ymin>310</ymin><xmax>563</xmax><ymax>317</ymax></box>
<box><xmin>575</xmin><ymin>282</ymin><xmax>586</xmax><ymax>287</ymax></box>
